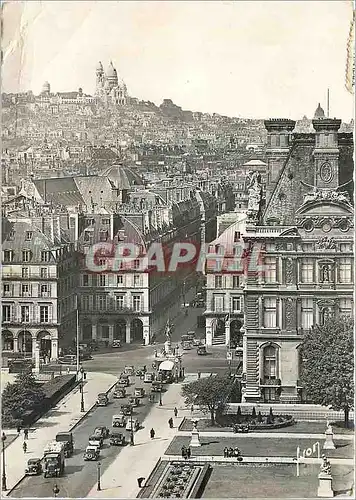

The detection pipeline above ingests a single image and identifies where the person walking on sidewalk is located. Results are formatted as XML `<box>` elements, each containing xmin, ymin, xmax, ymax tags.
<box><xmin>150</xmin><ymin>428</ymin><xmax>155</xmax><ymax>439</ymax></box>
<box><xmin>24</xmin><ymin>428</ymin><xmax>29</xmax><ymax>440</ymax></box>
<box><xmin>174</xmin><ymin>407</ymin><xmax>178</xmax><ymax>418</ymax></box>
<box><xmin>168</xmin><ymin>417</ymin><xmax>174</xmax><ymax>429</ymax></box>
<box><xmin>187</xmin><ymin>447</ymin><xmax>191</xmax><ymax>459</ymax></box>
<box><xmin>17</xmin><ymin>425</ymin><xmax>21</xmax><ymax>436</ymax></box>
<box><xmin>23</xmin><ymin>441</ymin><xmax>27</xmax><ymax>453</ymax></box>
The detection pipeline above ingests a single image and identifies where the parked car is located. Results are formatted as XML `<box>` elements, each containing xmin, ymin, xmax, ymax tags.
<box><xmin>193</xmin><ymin>338</ymin><xmax>203</xmax><ymax>346</ymax></box>
<box><xmin>135</xmin><ymin>366</ymin><xmax>147</xmax><ymax>376</ymax></box>
<box><xmin>117</xmin><ymin>377</ymin><xmax>129</xmax><ymax>387</ymax></box>
<box><xmin>112</xmin><ymin>414</ymin><xmax>126</xmax><ymax>428</ymax></box>
<box><xmin>112</xmin><ymin>340</ymin><xmax>121</xmax><ymax>348</ymax></box>
<box><xmin>233</xmin><ymin>424</ymin><xmax>250</xmax><ymax>433</ymax></box>
<box><xmin>58</xmin><ymin>355</ymin><xmax>77</xmax><ymax>365</ymax></box>
<box><xmin>121</xmin><ymin>404</ymin><xmax>133</xmax><ymax>416</ymax></box>
<box><xmin>134</xmin><ymin>387</ymin><xmax>145</xmax><ymax>398</ymax></box>
<box><xmin>144</xmin><ymin>372</ymin><xmax>154</xmax><ymax>383</ymax></box>
<box><xmin>128</xmin><ymin>396</ymin><xmax>140</xmax><ymax>407</ymax></box>
<box><xmin>25</xmin><ymin>458</ymin><xmax>42</xmax><ymax>476</ymax></box>
<box><xmin>151</xmin><ymin>381</ymin><xmax>163</xmax><ymax>392</ymax></box>
<box><xmin>125</xmin><ymin>419</ymin><xmax>140</xmax><ymax>432</ymax></box>
<box><xmin>113</xmin><ymin>387</ymin><xmax>126</xmax><ymax>398</ymax></box>
<box><xmin>124</xmin><ymin>365</ymin><xmax>135</xmax><ymax>375</ymax></box>
<box><xmin>83</xmin><ymin>445</ymin><xmax>100</xmax><ymax>461</ymax></box>
<box><xmin>94</xmin><ymin>426</ymin><xmax>110</xmax><ymax>439</ymax></box>
<box><xmin>96</xmin><ymin>393</ymin><xmax>109</xmax><ymax>406</ymax></box>
<box><xmin>110</xmin><ymin>432</ymin><xmax>126</xmax><ymax>446</ymax></box>
<box><xmin>88</xmin><ymin>434</ymin><xmax>103</xmax><ymax>448</ymax></box>
<box><xmin>197</xmin><ymin>345</ymin><xmax>207</xmax><ymax>355</ymax></box>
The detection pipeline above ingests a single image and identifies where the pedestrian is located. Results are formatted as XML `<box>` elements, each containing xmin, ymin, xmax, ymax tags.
<box><xmin>168</xmin><ymin>418</ymin><xmax>173</xmax><ymax>429</ymax></box>
<box><xmin>174</xmin><ymin>407</ymin><xmax>178</xmax><ymax>418</ymax></box>
<box><xmin>24</xmin><ymin>428</ymin><xmax>29</xmax><ymax>440</ymax></box>
<box><xmin>17</xmin><ymin>425</ymin><xmax>21</xmax><ymax>436</ymax></box>
<box><xmin>23</xmin><ymin>441</ymin><xmax>27</xmax><ymax>453</ymax></box>
<box><xmin>150</xmin><ymin>428</ymin><xmax>155</xmax><ymax>439</ymax></box>
<box><xmin>198</xmin><ymin>371</ymin><xmax>201</xmax><ymax>379</ymax></box>
<box><xmin>191</xmin><ymin>404</ymin><xmax>194</xmax><ymax>414</ymax></box>
<box><xmin>181</xmin><ymin>445</ymin><xmax>186</xmax><ymax>458</ymax></box>
<box><xmin>187</xmin><ymin>447</ymin><xmax>191</xmax><ymax>459</ymax></box>
<box><xmin>223</xmin><ymin>447</ymin><xmax>228</xmax><ymax>458</ymax></box>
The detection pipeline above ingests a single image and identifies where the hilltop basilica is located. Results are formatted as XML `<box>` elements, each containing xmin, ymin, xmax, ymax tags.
<box><xmin>95</xmin><ymin>61</ymin><xmax>128</xmax><ymax>106</ymax></box>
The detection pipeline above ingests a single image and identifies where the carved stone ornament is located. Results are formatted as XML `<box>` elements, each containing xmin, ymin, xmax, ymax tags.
<box><xmin>296</xmin><ymin>216</ymin><xmax>353</xmax><ymax>231</ymax></box>
<box><xmin>315</xmin><ymin>236</ymin><xmax>337</xmax><ymax>250</ymax></box>
<box><xmin>319</xmin><ymin>163</ymin><xmax>333</xmax><ymax>183</ymax></box>
<box><xmin>284</xmin><ymin>297</ymin><xmax>295</xmax><ymax>329</ymax></box>
<box><xmin>285</xmin><ymin>258</ymin><xmax>294</xmax><ymax>284</ymax></box>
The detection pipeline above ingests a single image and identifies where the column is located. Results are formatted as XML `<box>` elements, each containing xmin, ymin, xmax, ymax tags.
<box><xmin>13</xmin><ymin>336</ymin><xmax>19</xmax><ymax>353</ymax></box>
<box><xmin>142</xmin><ymin>317</ymin><xmax>150</xmax><ymax>346</ymax></box>
<box><xmin>34</xmin><ymin>340</ymin><xmax>41</xmax><ymax>373</ymax></box>
<box><xmin>126</xmin><ymin>320</ymin><xmax>131</xmax><ymax>344</ymax></box>
<box><xmin>225</xmin><ymin>320</ymin><xmax>230</xmax><ymax>346</ymax></box>
<box><xmin>51</xmin><ymin>337</ymin><xmax>58</xmax><ymax>361</ymax></box>
<box><xmin>108</xmin><ymin>324</ymin><xmax>114</xmax><ymax>345</ymax></box>
<box><xmin>205</xmin><ymin>317</ymin><xmax>213</xmax><ymax>346</ymax></box>
<box><xmin>92</xmin><ymin>323</ymin><xmax>97</xmax><ymax>341</ymax></box>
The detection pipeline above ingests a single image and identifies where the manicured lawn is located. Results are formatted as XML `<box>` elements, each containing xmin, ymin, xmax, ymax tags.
<box><xmin>166</xmin><ymin>436</ymin><xmax>354</xmax><ymax>459</ymax></box>
<box><xmin>201</xmin><ymin>464</ymin><xmax>354</xmax><ymax>498</ymax></box>
<box><xmin>180</xmin><ymin>418</ymin><xmax>354</xmax><ymax>435</ymax></box>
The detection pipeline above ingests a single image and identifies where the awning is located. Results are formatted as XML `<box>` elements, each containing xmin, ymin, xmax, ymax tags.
<box><xmin>159</xmin><ymin>360</ymin><xmax>174</xmax><ymax>371</ymax></box>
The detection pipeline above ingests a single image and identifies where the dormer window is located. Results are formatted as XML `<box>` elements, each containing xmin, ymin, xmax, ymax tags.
<box><xmin>102</xmin><ymin>218</ymin><xmax>110</xmax><ymax>225</ymax></box>
<box><xmin>99</xmin><ymin>230</ymin><xmax>108</xmax><ymax>242</ymax></box>
<box><xmin>41</xmin><ymin>250</ymin><xmax>51</xmax><ymax>262</ymax></box>
<box><xmin>3</xmin><ymin>250</ymin><xmax>13</xmax><ymax>263</ymax></box>
<box><xmin>25</xmin><ymin>231</ymin><xmax>33</xmax><ymax>241</ymax></box>
<box><xmin>22</xmin><ymin>250</ymin><xmax>32</xmax><ymax>263</ymax></box>
<box><xmin>8</xmin><ymin>231</ymin><xmax>15</xmax><ymax>241</ymax></box>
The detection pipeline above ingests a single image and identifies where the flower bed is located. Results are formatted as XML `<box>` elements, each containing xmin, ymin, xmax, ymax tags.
<box><xmin>217</xmin><ymin>408</ymin><xmax>295</xmax><ymax>430</ymax></box>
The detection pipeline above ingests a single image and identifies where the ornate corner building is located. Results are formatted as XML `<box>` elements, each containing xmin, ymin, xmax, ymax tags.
<box><xmin>241</xmin><ymin>106</ymin><xmax>354</xmax><ymax>404</ymax></box>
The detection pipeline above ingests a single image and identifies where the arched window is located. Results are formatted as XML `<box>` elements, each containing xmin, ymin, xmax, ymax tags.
<box><xmin>263</xmin><ymin>345</ymin><xmax>278</xmax><ymax>381</ymax></box>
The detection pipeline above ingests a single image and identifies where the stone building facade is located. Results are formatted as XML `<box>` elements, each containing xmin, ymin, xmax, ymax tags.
<box><xmin>241</xmin><ymin>110</ymin><xmax>354</xmax><ymax>403</ymax></box>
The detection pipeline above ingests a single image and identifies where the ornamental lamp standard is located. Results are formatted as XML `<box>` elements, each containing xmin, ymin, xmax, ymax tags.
<box><xmin>159</xmin><ymin>390</ymin><xmax>162</xmax><ymax>406</ymax></box>
<box><xmin>130</xmin><ymin>411</ymin><xmax>134</xmax><ymax>446</ymax></box>
<box><xmin>2</xmin><ymin>432</ymin><xmax>7</xmax><ymax>491</ymax></box>
<box><xmin>97</xmin><ymin>461</ymin><xmax>101</xmax><ymax>491</ymax></box>
<box><xmin>80</xmin><ymin>377</ymin><xmax>85</xmax><ymax>413</ymax></box>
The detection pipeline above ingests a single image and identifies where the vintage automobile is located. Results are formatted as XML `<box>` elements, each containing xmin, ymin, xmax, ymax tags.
<box><xmin>121</xmin><ymin>404</ymin><xmax>133</xmax><ymax>416</ymax></box>
<box><xmin>193</xmin><ymin>338</ymin><xmax>203</xmax><ymax>347</ymax></box>
<box><xmin>111</xmin><ymin>340</ymin><xmax>121</xmax><ymax>348</ymax></box>
<box><xmin>25</xmin><ymin>458</ymin><xmax>42</xmax><ymax>476</ymax></box>
<box><xmin>233</xmin><ymin>423</ymin><xmax>250</xmax><ymax>433</ymax></box>
<box><xmin>128</xmin><ymin>396</ymin><xmax>140</xmax><ymax>407</ymax></box>
<box><xmin>117</xmin><ymin>377</ymin><xmax>130</xmax><ymax>387</ymax></box>
<box><xmin>144</xmin><ymin>372</ymin><xmax>155</xmax><ymax>383</ymax></box>
<box><xmin>126</xmin><ymin>418</ymin><xmax>140</xmax><ymax>432</ymax></box>
<box><xmin>135</xmin><ymin>365</ymin><xmax>147</xmax><ymax>376</ymax></box>
<box><xmin>94</xmin><ymin>426</ymin><xmax>110</xmax><ymax>439</ymax></box>
<box><xmin>124</xmin><ymin>365</ymin><xmax>135</xmax><ymax>375</ymax></box>
<box><xmin>83</xmin><ymin>445</ymin><xmax>100</xmax><ymax>461</ymax></box>
<box><xmin>88</xmin><ymin>434</ymin><xmax>104</xmax><ymax>448</ymax></box>
<box><xmin>151</xmin><ymin>381</ymin><xmax>163</xmax><ymax>393</ymax></box>
<box><xmin>96</xmin><ymin>393</ymin><xmax>109</xmax><ymax>406</ymax></box>
<box><xmin>134</xmin><ymin>387</ymin><xmax>145</xmax><ymax>398</ymax></box>
<box><xmin>113</xmin><ymin>387</ymin><xmax>126</xmax><ymax>398</ymax></box>
<box><xmin>110</xmin><ymin>432</ymin><xmax>126</xmax><ymax>446</ymax></box>
<box><xmin>197</xmin><ymin>345</ymin><xmax>207</xmax><ymax>355</ymax></box>
<box><xmin>112</xmin><ymin>414</ymin><xmax>126</xmax><ymax>427</ymax></box>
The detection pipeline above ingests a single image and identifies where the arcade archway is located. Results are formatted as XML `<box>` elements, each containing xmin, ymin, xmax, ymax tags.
<box><xmin>37</xmin><ymin>331</ymin><xmax>51</xmax><ymax>359</ymax></box>
<box><xmin>131</xmin><ymin>319</ymin><xmax>143</xmax><ymax>342</ymax></box>
<box><xmin>114</xmin><ymin>320</ymin><xmax>126</xmax><ymax>341</ymax></box>
<box><xmin>230</xmin><ymin>319</ymin><xmax>243</xmax><ymax>348</ymax></box>
<box><xmin>18</xmin><ymin>330</ymin><xmax>32</xmax><ymax>355</ymax></box>
<box><xmin>2</xmin><ymin>330</ymin><xmax>14</xmax><ymax>351</ymax></box>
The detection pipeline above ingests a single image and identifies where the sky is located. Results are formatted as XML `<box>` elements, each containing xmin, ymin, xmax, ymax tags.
<box><xmin>2</xmin><ymin>0</ymin><xmax>355</xmax><ymax>120</ymax></box>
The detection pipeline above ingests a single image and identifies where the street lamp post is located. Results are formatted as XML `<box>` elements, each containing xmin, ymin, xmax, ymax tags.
<box><xmin>80</xmin><ymin>379</ymin><xmax>85</xmax><ymax>412</ymax></box>
<box><xmin>130</xmin><ymin>411</ymin><xmax>134</xmax><ymax>446</ymax></box>
<box><xmin>53</xmin><ymin>483</ymin><xmax>60</xmax><ymax>498</ymax></box>
<box><xmin>97</xmin><ymin>461</ymin><xmax>101</xmax><ymax>491</ymax></box>
<box><xmin>159</xmin><ymin>390</ymin><xmax>162</xmax><ymax>406</ymax></box>
<box><xmin>2</xmin><ymin>432</ymin><xmax>7</xmax><ymax>491</ymax></box>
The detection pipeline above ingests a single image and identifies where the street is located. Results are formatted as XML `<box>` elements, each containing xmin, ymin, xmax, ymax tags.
<box><xmin>10</xmin><ymin>374</ymin><xmax>160</xmax><ymax>498</ymax></box>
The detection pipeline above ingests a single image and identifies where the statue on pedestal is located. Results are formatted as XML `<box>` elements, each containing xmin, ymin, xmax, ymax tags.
<box><xmin>320</xmin><ymin>455</ymin><xmax>332</xmax><ymax>476</ymax></box>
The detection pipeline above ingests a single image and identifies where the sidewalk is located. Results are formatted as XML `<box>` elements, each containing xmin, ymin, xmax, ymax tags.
<box><xmin>87</xmin><ymin>382</ymin><xmax>189</xmax><ymax>499</ymax></box>
<box><xmin>1</xmin><ymin>371</ymin><xmax>117</xmax><ymax>495</ymax></box>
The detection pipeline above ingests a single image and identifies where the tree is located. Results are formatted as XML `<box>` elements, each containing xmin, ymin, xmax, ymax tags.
<box><xmin>2</xmin><ymin>369</ymin><xmax>45</xmax><ymax>427</ymax></box>
<box><xmin>181</xmin><ymin>376</ymin><xmax>232</xmax><ymax>425</ymax></box>
<box><xmin>300</xmin><ymin>316</ymin><xmax>354</xmax><ymax>427</ymax></box>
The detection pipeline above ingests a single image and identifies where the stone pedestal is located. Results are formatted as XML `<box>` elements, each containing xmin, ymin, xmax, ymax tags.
<box><xmin>164</xmin><ymin>340</ymin><xmax>172</xmax><ymax>355</ymax></box>
<box><xmin>323</xmin><ymin>427</ymin><xmax>336</xmax><ymax>450</ymax></box>
<box><xmin>190</xmin><ymin>428</ymin><xmax>201</xmax><ymax>447</ymax></box>
<box><xmin>317</xmin><ymin>472</ymin><xmax>334</xmax><ymax>497</ymax></box>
